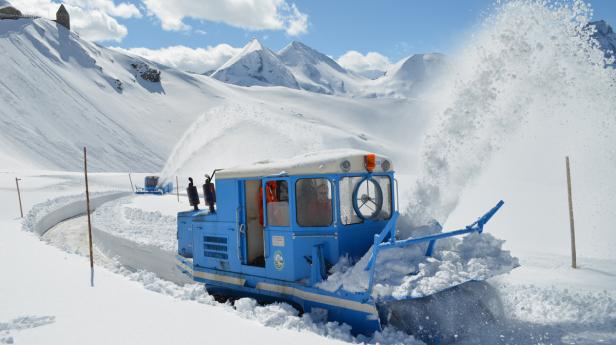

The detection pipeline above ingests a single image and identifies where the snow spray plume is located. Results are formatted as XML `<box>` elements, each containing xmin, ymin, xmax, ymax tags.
<box><xmin>404</xmin><ymin>0</ymin><xmax>616</xmax><ymax>229</ymax></box>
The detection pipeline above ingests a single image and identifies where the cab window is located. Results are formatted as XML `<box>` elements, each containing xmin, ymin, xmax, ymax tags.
<box><xmin>265</xmin><ymin>180</ymin><xmax>289</xmax><ymax>226</ymax></box>
<box><xmin>296</xmin><ymin>178</ymin><xmax>333</xmax><ymax>227</ymax></box>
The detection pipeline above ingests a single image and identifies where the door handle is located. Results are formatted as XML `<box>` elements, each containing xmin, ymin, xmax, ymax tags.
<box><xmin>237</xmin><ymin>223</ymin><xmax>245</xmax><ymax>262</ymax></box>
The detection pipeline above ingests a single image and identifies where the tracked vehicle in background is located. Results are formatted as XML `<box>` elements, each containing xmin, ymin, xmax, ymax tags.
<box><xmin>176</xmin><ymin>150</ymin><xmax>506</xmax><ymax>341</ymax></box>
<box><xmin>135</xmin><ymin>175</ymin><xmax>173</xmax><ymax>195</ymax></box>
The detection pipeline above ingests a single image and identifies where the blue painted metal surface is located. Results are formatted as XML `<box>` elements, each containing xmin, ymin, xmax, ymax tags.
<box><xmin>176</xmin><ymin>167</ymin><xmax>504</xmax><ymax>336</ymax></box>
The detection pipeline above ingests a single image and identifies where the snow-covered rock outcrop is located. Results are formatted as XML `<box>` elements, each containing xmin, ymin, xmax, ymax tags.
<box><xmin>211</xmin><ymin>39</ymin><xmax>300</xmax><ymax>89</ymax></box>
<box><xmin>590</xmin><ymin>20</ymin><xmax>616</xmax><ymax>67</ymax></box>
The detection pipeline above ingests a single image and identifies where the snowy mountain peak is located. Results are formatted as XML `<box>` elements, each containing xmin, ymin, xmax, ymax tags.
<box><xmin>591</xmin><ymin>20</ymin><xmax>613</xmax><ymax>35</ymax></box>
<box><xmin>279</xmin><ymin>40</ymin><xmax>346</xmax><ymax>74</ymax></box>
<box><xmin>210</xmin><ymin>38</ymin><xmax>448</xmax><ymax>97</ymax></box>
<box><xmin>244</xmin><ymin>38</ymin><xmax>265</xmax><ymax>53</ymax></box>
<box><xmin>211</xmin><ymin>38</ymin><xmax>299</xmax><ymax>89</ymax></box>
<box><xmin>276</xmin><ymin>40</ymin><xmax>366</xmax><ymax>94</ymax></box>
<box><xmin>386</xmin><ymin>53</ymin><xmax>446</xmax><ymax>82</ymax></box>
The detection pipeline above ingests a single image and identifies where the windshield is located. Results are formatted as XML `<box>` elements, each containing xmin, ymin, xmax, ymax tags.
<box><xmin>296</xmin><ymin>178</ymin><xmax>333</xmax><ymax>227</ymax></box>
<box><xmin>145</xmin><ymin>176</ymin><xmax>159</xmax><ymax>187</ymax></box>
<box><xmin>340</xmin><ymin>175</ymin><xmax>391</xmax><ymax>224</ymax></box>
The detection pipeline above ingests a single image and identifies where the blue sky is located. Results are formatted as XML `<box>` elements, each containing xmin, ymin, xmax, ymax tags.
<box><xmin>12</xmin><ymin>0</ymin><xmax>616</xmax><ymax>73</ymax></box>
<box><xmin>116</xmin><ymin>1</ymin><xmax>497</xmax><ymax>60</ymax></box>
<box><xmin>113</xmin><ymin>0</ymin><xmax>616</xmax><ymax>58</ymax></box>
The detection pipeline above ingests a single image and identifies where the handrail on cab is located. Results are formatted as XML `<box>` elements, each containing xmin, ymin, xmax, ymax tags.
<box><xmin>363</xmin><ymin>200</ymin><xmax>504</xmax><ymax>294</ymax></box>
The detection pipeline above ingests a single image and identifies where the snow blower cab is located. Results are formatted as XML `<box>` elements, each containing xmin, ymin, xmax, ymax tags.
<box><xmin>176</xmin><ymin>150</ymin><xmax>510</xmax><ymax>339</ymax></box>
<box><xmin>135</xmin><ymin>175</ymin><xmax>173</xmax><ymax>195</ymax></box>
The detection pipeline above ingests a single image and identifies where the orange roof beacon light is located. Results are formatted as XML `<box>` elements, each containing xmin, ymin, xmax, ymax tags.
<box><xmin>364</xmin><ymin>153</ymin><xmax>376</xmax><ymax>172</ymax></box>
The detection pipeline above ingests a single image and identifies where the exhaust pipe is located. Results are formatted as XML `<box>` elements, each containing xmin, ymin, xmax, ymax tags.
<box><xmin>186</xmin><ymin>177</ymin><xmax>200</xmax><ymax>211</ymax></box>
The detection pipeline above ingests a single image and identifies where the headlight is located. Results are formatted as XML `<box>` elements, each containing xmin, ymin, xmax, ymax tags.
<box><xmin>381</xmin><ymin>159</ymin><xmax>391</xmax><ymax>171</ymax></box>
<box><xmin>340</xmin><ymin>160</ymin><xmax>351</xmax><ymax>172</ymax></box>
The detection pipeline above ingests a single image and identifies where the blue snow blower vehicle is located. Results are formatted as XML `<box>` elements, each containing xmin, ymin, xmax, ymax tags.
<box><xmin>176</xmin><ymin>150</ymin><xmax>505</xmax><ymax>341</ymax></box>
<box><xmin>135</xmin><ymin>175</ymin><xmax>173</xmax><ymax>195</ymax></box>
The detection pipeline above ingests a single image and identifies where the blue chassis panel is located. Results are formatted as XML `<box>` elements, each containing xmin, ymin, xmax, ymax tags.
<box><xmin>135</xmin><ymin>190</ymin><xmax>166</xmax><ymax>195</ymax></box>
<box><xmin>175</xmin><ymin>200</ymin><xmax>506</xmax><ymax>336</ymax></box>
<box><xmin>176</xmin><ymin>256</ymin><xmax>381</xmax><ymax>335</ymax></box>
<box><xmin>135</xmin><ymin>183</ymin><xmax>173</xmax><ymax>195</ymax></box>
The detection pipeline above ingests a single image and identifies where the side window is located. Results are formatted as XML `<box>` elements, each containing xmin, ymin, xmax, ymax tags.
<box><xmin>340</xmin><ymin>177</ymin><xmax>363</xmax><ymax>225</ymax></box>
<box><xmin>373</xmin><ymin>176</ymin><xmax>392</xmax><ymax>220</ymax></box>
<box><xmin>265</xmin><ymin>180</ymin><xmax>289</xmax><ymax>226</ymax></box>
<box><xmin>296</xmin><ymin>178</ymin><xmax>333</xmax><ymax>227</ymax></box>
<box><xmin>340</xmin><ymin>176</ymin><xmax>392</xmax><ymax>224</ymax></box>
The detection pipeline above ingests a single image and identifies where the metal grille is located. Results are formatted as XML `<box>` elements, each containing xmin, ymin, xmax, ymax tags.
<box><xmin>203</xmin><ymin>236</ymin><xmax>228</xmax><ymax>260</ymax></box>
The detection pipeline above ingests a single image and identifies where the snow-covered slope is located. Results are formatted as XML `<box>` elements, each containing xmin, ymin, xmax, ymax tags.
<box><xmin>0</xmin><ymin>18</ymin><xmax>232</xmax><ymax>172</ymax></box>
<box><xmin>0</xmin><ymin>19</ymin><xmax>426</xmax><ymax>174</ymax></box>
<box><xmin>278</xmin><ymin>41</ymin><xmax>366</xmax><ymax>95</ymax></box>
<box><xmin>211</xmin><ymin>39</ymin><xmax>300</xmax><ymax>89</ymax></box>
<box><xmin>158</xmin><ymin>91</ymin><xmax>428</xmax><ymax>181</ymax></box>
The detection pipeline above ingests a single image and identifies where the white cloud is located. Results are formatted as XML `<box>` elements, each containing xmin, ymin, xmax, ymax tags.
<box><xmin>113</xmin><ymin>44</ymin><xmax>242</xmax><ymax>73</ymax></box>
<box><xmin>142</xmin><ymin>0</ymin><xmax>308</xmax><ymax>35</ymax></box>
<box><xmin>67</xmin><ymin>0</ymin><xmax>141</xmax><ymax>18</ymax></box>
<box><xmin>337</xmin><ymin>50</ymin><xmax>391</xmax><ymax>75</ymax></box>
<box><xmin>10</xmin><ymin>0</ymin><xmax>141</xmax><ymax>42</ymax></box>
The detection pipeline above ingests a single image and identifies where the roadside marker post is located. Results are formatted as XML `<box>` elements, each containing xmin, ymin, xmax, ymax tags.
<box><xmin>128</xmin><ymin>172</ymin><xmax>134</xmax><ymax>193</ymax></box>
<box><xmin>565</xmin><ymin>156</ymin><xmax>577</xmax><ymax>269</ymax></box>
<box><xmin>15</xmin><ymin>177</ymin><xmax>23</xmax><ymax>218</ymax></box>
<box><xmin>84</xmin><ymin>147</ymin><xmax>95</xmax><ymax>286</ymax></box>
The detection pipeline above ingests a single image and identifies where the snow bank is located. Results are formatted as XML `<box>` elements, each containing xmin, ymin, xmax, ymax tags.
<box><xmin>123</xmin><ymin>270</ymin><xmax>424</xmax><ymax>345</ymax></box>
<box><xmin>0</xmin><ymin>315</ymin><xmax>55</xmax><ymax>345</ymax></box>
<box><xmin>318</xmin><ymin>232</ymin><xmax>518</xmax><ymax>300</ymax></box>
<box><xmin>23</xmin><ymin>191</ymin><xmax>129</xmax><ymax>235</ymax></box>
<box><xmin>22</xmin><ymin>188</ymin><xmax>424</xmax><ymax>344</ymax></box>
<box><xmin>92</xmin><ymin>196</ymin><xmax>177</xmax><ymax>252</ymax></box>
<box><xmin>499</xmin><ymin>283</ymin><xmax>616</xmax><ymax>325</ymax></box>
